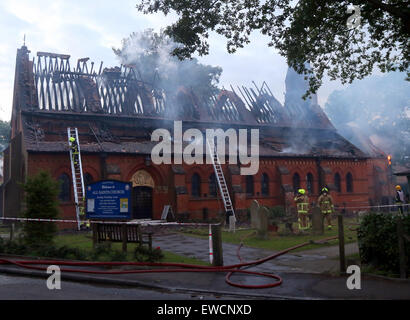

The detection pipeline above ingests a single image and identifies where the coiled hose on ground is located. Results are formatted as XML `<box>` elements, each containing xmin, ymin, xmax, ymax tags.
<box><xmin>0</xmin><ymin>236</ymin><xmax>337</xmax><ymax>289</ymax></box>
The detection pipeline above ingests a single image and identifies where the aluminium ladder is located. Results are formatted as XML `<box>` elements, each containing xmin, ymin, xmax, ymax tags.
<box><xmin>67</xmin><ymin>127</ymin><xmax>86</xmax><ymax>231</ymax></box>
<box><xmin>207</xmin><ymin>140</ymin><xmax>236</xmax><ymax>224</ymax></box>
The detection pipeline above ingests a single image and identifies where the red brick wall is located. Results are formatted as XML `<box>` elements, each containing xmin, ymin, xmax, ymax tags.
<box><xmin>27</xmin><ymin>152</ymin><xmax>393</xmax><ymax>228</ymax></box>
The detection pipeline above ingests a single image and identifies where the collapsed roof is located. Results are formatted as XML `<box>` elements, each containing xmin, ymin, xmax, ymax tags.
<box><xmin>13</xmin><ymin>46</ymin><xmax>369</xmax><ymax>159</ymax></box>
<box><xmin>30</xmin><ymin>49</ymin><xmax>334</xmax><ymax>128</ymax></box>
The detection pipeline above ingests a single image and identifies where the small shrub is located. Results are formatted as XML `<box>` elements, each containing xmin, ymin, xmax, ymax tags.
<box><xmin>109</xmin><ymin>250</ymin><xmax>127</xmax><ymax>261</ymax></box>
<box><xmin>134</xmin><ymin>246</ymin><xmax>163</xmax><ymax>262</ymax></box>
<box><xmin>91</xmin><ymin>242</ymin><xmax>113</xmax><ymax>260</ymax></box>
<box><xmin>267</xmin><ymin>206</ymin><xmax>286</xmax><ymax>225</ymax></box>
<box><xmin>358</xmin><ymin>213</ymin><xmax>410</xmax><ymax>275</ymax></box>
<box><xmin>21</xmin><ymin>171</ymin><xmax>60</xmax><ymax>248</ymax></box>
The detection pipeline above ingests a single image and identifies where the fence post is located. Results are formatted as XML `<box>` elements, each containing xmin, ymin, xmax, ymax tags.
<box><xmin>211</xmin><ymin>224</ymin><xmax>223</xmax><ymax>266</ymax></box>
<box><xmin>9</xmin><ymin>223</ymin><xmax>15</xmax><ymax>241</ymax></box>
<box><xmin>92</xmin><ymin>223</ymin><xmax>98</xmax><ymax>248</ymax></box>
<box><xmin>397</xmin><ymin>217</ymin><xmax>407</xmax><ymax>279</ymax></box>
<box><xmin>121</xmin><ymin>224</ymin><xmax>128</xmax><ymax>253</ymax></box>
<box><xmin>338</xmin><ymin>214</ymin><xmax>346</xmax><ymax>274</ymax></box>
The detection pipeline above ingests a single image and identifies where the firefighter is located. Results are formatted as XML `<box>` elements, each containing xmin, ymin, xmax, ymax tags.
<box><xmin>294</xmin><ymin>188</ymin><xmax>310</xmax><ymax>230</ymax></box>
<box><xmin>79</xmin><ymin>207</ymin><xmax>90</xmax><ymax>230</ymax></box>
<box><xmin>69</xmin><ymin>136</ymin><xmax>79</xmax><ymax>165</ymax></box>
<box><xmin>395</xmin><ymin>185</ymin><xmax>405</xmax><ymax>216</ymax></box>
<box><xmin>318</xmin><ymin>187</ymin><xmax>334</xmax><ymax>229</ymax></box>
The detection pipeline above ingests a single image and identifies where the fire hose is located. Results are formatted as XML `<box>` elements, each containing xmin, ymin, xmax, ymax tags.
<box><xmin>0</xmin><ymin>236</ymin><xmax>337</xmax><ymax>290</ymax></box>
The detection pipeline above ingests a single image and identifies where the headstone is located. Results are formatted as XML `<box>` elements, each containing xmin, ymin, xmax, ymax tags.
<box><xmin>312</xmin><ymin>206</ymin><xmax>324</xmax><ymax>235</ymax></box>
<box><xmin>229</xmin><ymin>215</ymin><xmax>236</xmax><ymax>232</ymax></box>
<box><xmin>250</xmin><ymin>200</ymin><xmax>260</xmax><ymax>229</ymax></box>
<box><xmin>257</xmin><ymin>206</ymin><xmax>269</xmax><ymax>239</ymax></box>
<box><xmin>284</xmin><ymin>207</ymin><xmax>296</xmax><ymax>234</ymax></box>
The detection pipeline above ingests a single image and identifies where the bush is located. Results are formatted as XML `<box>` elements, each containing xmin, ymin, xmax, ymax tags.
<box><xmin>267</xmin><ymin>206</ymin><xmax>286</xmax><ymax>225</ymax></box>
<box><xmin>357</xmin><ymin>213</ymin><xmax>410</xmax><ymax>275</ymax></box>
<box><xmin>134</xmin><ymin>246</ymin><xmax>163</xmax><ymax>262</ymax></box>
<box><xmin>21</xmin><ymin>171</ymin><xmax>60</xmax><ymax>248</ymax></box>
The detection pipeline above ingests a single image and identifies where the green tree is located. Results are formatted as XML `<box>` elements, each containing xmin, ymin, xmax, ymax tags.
<box><xmin>137</xmin><ymin>0</ymin><xmax>409</xmax><ymax>98</ymax></box>
<box><xmin>0</xmin><ymin>120</ymin><xmax>10</xmax><ymax>151</ymax></box>
<box><xmin>22</xmin><ymin>171</ymin><xmax>60</xmax><ymax>248</ymax></box>
<box><xmin>113</xmin><ymin>29</ymin><xmax>222</xmax><ymax>100</ymax></box>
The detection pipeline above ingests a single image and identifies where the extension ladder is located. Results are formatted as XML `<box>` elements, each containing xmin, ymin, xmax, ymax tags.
<box><xmin>67</xmin><ymin>127</ymin><xmax>85</xmax><ymax>231</ymax></box>
<box><xmin>207</xmin><ymin>140</ymin><xmax>236</xmax><ymax>223</ymax></box>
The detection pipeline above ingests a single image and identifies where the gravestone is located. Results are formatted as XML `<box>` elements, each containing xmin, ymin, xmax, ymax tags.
<box><xmin>312</xmin><ymin>206</ymin><xmax>324</xmax><ymax>235</ymax></box>
<box><xmin>284</xmin><ymin>207</ymin><xmax>297</xmax><ymax>234</ymax></box>
<box><xmin>229</xmin><ymin>215</ymin><xmax>236</xmax><ymax>232</ymax></box>
<box><xmin>250</xmin><ymin>200</ymin><xmax>260</xmax><ymax>229</ymax></box>
<box><xmin>257</xmin><ymin>206</ymin><xmax>269</xmax><ymax>239</ymax></box>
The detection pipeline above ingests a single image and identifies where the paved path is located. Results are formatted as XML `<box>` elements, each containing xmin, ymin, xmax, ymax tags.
<box><xmin>152</xmin><ymin>232</ymin><xmax>359</xmax><ymax>274</ymax></box>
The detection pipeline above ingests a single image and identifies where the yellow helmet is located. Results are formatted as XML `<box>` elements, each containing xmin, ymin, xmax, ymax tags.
<box><xmin>298</xmin><ymin>189</ymin><xmax>306</xmax><ymax>195</ymax></box>
<box><xmin>395</xmin><ymin>185</ymin><xmax>401</xmax><ymax>191</ymax></box>
<box><xmin>321</xmin><ymin>187</ymin><xmax>329</xmax><ymax>193</ymax></box>
<box><xmin>69</xmin><ymin>137</ymin><xmax>75</xmax><ymax>142</ymax></box>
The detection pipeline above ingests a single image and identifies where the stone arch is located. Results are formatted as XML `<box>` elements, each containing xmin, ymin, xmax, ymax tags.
<box><xmin>130</xmin><ymin>169</ymin><xmax>155</xmax><ymax>188</ymax></box>
<box><xmin>126</xmin><ymin>164</ymin><xmax>163</xmax><ymax>187</ymax></box>
<box><xmin>129</xmin><ymin>169</ymin><xmax>155</xmax><ymax>219</ymax></box>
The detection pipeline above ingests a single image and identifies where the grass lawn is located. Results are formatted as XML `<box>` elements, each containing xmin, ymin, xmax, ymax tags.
<box><xmin>55</xmin><ymin>233</ymin><xmax>209</xmax><ymax>266</ymax></box>
<box><xmin>182</xmin><ymin>217</ymin><xmax>358</xmax><ymax>252</ymax></box>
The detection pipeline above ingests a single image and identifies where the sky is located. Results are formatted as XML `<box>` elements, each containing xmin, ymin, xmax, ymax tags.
<box><xmin>0</xmin><ymin>0</ymin><xmax>348</xmax><ymax>121</ymax></box>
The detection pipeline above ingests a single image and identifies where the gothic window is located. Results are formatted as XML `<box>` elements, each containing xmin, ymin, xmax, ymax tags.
<box><xmin>246</xmin><ymin>175</ymin><xmax>254</xmax><ymax>196</ymax></box>
<box><xmin>261</xmin><ymin>173</ymin><xmax>269</xmax><ymax>196</ymax></box>
<box><xmin>84</xmin><ymin>173</ymin><xmax>94</xmax><ymax>186</ymax></box>
<box><xmin>191</xmin><ymin>173</ymin><xmax>201</xmax><ymax>197</ymax></box>
<box><xmin>306</xmin><ymin>173</ymin><xmax>314</xmax><ymax>194</ymax></box>
<box><xmin>209</xmin><ymin>173</ymin><xmax>217</xmax><ymax>197</ymax></box>
<box><xmin>293</xmin><ymin>173</ymin><xmax>300</xmax><ymax>193</ymax></box>
<box><xmin>346</xmin><ymin>172</ymin><xmax>353</xmax><ymax>193</ymax></box>
<box><xmin>334</xmin><ymin>173</ymin><xmax>341</xmax><ymax>193</ymax></box>
<box><xmin>58</xmin><ymin>173</ymin><xmax>70</xmax><ymax>202</ymax></box>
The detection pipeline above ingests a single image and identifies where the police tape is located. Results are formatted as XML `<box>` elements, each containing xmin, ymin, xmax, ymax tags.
<box><xmin>1</xmin><ymin>203</ymin><xmax>409</xmax><ymax>225</ymax></box>
<box><xmin>0</xmin><ymin>217</ymin><xmax>217</xmax><ymax>226</ymax></box>
<box><xmin>336</xmin><ymin>203</ymin><xmax>410</xmax><ymax>210</ymax></box>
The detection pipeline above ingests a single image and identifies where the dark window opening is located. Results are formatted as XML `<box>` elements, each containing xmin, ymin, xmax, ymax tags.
<box><xmin>306</xmin><ymin>173</ymin><xmax>314</xmax><ymax>194</ymax></box>
<box><xmin>346</xmin><ymin>172</ymin><xmax>353</xmax><ymax>193</ymax></box>
<box><xmin>293</xmin><ymin>173</ymin><xmax>300</xmax><ymax>194</ymax></box>
<box><xmin>246</xmin><ymin>175</ymin><xmax>254</xmax><ymax>196</ymax></box>
<box><xmin>191</xmin><ymin>173</ymin><xmax>201</xmax><ymax>197</ymax></box>
<box><xmin>209</xmin><ymin>173</ymin><xmax>217</xmax><ymax>197</ymax></box>
<box><xmin>334</xmin><ymin>173</ymin><xmax>341</xmax><ymax>192</ymax></box>
<box><xmin>84</xmin><ymin>173</ymin><xmax>94</xmax><ymax>186</ymax></box>
<box><xmin>58</xmin><ymin>173</ymin><xmax>71</xmax><ymax>202</ymax></box>
<box><xmin>261</xmin><ymin>173</ymin><xmax>269</xmax><ymax>196</ymax></box>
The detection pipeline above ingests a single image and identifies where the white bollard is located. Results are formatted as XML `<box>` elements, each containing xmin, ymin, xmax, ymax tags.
<box><xmin>209</xmin><ymin>224</ymin><xmax>213</xmax><ymax>264</ymax></box>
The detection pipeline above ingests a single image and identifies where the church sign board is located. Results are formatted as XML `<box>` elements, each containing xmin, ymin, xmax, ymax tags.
<box><xmin>86</xmin><ymin>180</ymin><xmax>132</xmax><ymax>219</ymax></box>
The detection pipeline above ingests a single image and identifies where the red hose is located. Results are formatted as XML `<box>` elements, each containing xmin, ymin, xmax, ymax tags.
<box><xmin>0</xmin><ymin>236</ymin><xmax>337</xmax><ymax>289</ymax></box>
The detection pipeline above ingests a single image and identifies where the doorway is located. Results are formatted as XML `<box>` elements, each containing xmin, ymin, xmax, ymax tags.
<box><xmin>132</xmin><ymin>186</ymin><xmax>153</xmax><ymax>219</ymax></box>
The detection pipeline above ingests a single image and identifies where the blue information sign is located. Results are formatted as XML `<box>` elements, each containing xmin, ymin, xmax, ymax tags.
<box><xmin>86</xmin><ymin>180</ymin><xmax>132</xmax><ymax>219</ymax></box>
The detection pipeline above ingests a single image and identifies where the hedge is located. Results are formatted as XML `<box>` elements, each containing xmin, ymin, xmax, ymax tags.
<box><xmin>357</xmin><ymin>212</ymin><xmax>410</xmax><ymax>274</ymax></box>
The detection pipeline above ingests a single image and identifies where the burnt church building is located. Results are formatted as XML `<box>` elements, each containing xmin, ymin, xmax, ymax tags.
<box><xmin>2</xmin><ymin>46</ymin><xmax>393</xmax><ymax>227</ymax></box>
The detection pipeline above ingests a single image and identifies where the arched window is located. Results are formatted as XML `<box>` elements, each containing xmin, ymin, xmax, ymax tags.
<box><xmin>334</xmin><ymin>173</ymin><xmax>341</xmax><ymax>192</ymax></box>
<box><xmin>246</xmin><ymin>175</ymin><xmax>254</xmax><ymax>196</ymax></box>
<box><xmin>261</xmin><ymin>173</ymin><xmax>269</xmax><ymax>196</ymax></box>
<box><xmin>293</xmin><ymin>173</ymin><xmax>300</xmax><ymax>193</ymax></box>
<box><xmin>306</xmin><ymin>173</ymin><xmax>314</xmax><ymax>194</ymax></box>
<box><xmin>209</xmin><ymin>173</ymin><xmax>217</xmax><ymax>197</ymax></box>
<box><xmin>346</xmin><ymin>172</ymin><xmax>353</xmax><ymax>193</ymax></box>
<box><xmin>58</xmin><ymin>173</ymin><xmax>71</xmax><ymax>202</ymax></box>
<box><xmin>84</xmin><ymin>173</ymin><xmax>94</xmax><ymax>186</ymax></box>
<box><xmin>191</xmin><ymin>173</ymin><xmax>201</xmax><ymax>197</ymax></box>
